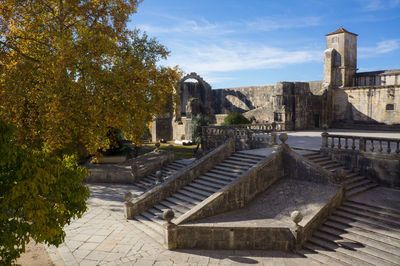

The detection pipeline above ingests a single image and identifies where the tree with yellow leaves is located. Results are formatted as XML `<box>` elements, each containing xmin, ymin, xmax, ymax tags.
<box><xmin>0</xmin><ymin>0</ymin><xmax>181</xmax><ymax>158</ymax></box>
<box><xmin>0</xmin><ymin>0</ymin><xmax>180</xmax><ymax>263</ymax></box>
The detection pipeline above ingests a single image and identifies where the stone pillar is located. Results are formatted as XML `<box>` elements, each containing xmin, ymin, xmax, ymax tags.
<box><xmin>359</xmin><ymin>137</ymin><xmax>366</xmax><ymax>152</ymax></box>
<box><xmin>163</xmin><ymin>210</ymin><xmax>177</xmax><ymax>249</ymax></box>
<box><xmin>321</xmin><ymin>124</ymin><xmax>329</xmax><ymax>148</ymax></box>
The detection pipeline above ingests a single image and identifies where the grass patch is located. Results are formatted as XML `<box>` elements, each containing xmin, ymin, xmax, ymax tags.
<box><xmin>138</xmin><ymin>142</ymin><xmax>197</xmax><ymax>160</ymax></box>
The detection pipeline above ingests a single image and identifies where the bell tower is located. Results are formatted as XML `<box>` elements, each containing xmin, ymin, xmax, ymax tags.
<box><xmin>323</xmin><ymin>26</ymin><xmax>357</xmax><ymax>88</ymax></box>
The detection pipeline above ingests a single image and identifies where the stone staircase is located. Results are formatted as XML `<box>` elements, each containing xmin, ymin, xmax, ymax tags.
<box><xmin>129</xmin><ymin>151</ymin><xmax>266</xmax><ymax>244</ymax></box>
<box><xmin>298</xmin><ymin>199</ymin><xmax>400</xmax><ymax>265</ymax></box>
<box><xmin>132</xmin><ymin>160</ymin><xmax>191</xmax><ymax>191</ymax></box>
<box><xmin>303</xmin><ymin>152</ymin><xmax>378</xmax><ymax>198</ymax></box>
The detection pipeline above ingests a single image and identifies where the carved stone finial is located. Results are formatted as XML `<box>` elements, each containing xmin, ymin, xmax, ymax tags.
<box><xmin>163</xmin><ymin>209</ymin><xmax>175</xmax><ymax>223</ymax></box>
<box><xmin>322</xmin><ymin>124</ymin><xmax>328</xmax><ymax>132</ymax></box>
<box><xmin>124</xmin><ymin>192</ymin><xmax>133</xmax><ymax>202</ymax></box>
<box><xmin>279</xmin><ymin>133</ymin><xmax>288</xmax><ymax>144</ymax></box>
<box><xmin>291</xmin><ymin>210</ymin><xmax>303</xmax><ymax>226</ymax></box>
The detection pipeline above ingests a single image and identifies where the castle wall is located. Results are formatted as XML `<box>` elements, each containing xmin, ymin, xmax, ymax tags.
<box><xmin>333</xmin><ymin>86</ymin><xmax>400</xmax><ymax>125</ymax></box>
<box><xmin>354</xmin><ymin>69</ymin><xmax>400</xmax><ymax>86</ymax></box>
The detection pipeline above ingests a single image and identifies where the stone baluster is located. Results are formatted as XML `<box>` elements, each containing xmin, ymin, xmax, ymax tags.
<box><xmin>396</xmin><ymin>141</ymin><xmax>400</xmax><ymax>154</ymax></box>
<box><xmin>337</xmin><ymin>137</ymin><xmax>341</xmax><ymax>149</ymax></box>
<box><xmin>321</xmin><ymin>124</ymin><xmax>329</xmax><ymax>148</ymax></box>
<box><xmin>331</xmin><ymin>137</ymin><xmax>335</xmax><ymax>148</ymax></box>
<box><xmin>387</xmin><ymin>140</ymin><xmax>391</xmax><ymax>154</ymax></box>
<box><xmin>359</xmin><ymin>137</ymin><xmax>366</xmax><ymax>151</ymax></box>
<box><xmin>370</xmin><ymin>140</ymin><xmax>374</xmax><ymax>152</ymax></box>
<box><xmin>352</xmin><ymin>138</ymin><xmax>356</xmax><ymax>150</ymax></box>
<box><xmin>378</xmin><ymin>140</ymin><xmax>383</xmax><ymax>153</ymax></box>
<box><xmin>344</xmin><ymin>137</ymin><xmax>348</xmax><ymax>149</ymax></box>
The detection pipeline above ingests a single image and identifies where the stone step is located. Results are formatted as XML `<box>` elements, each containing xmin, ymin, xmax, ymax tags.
<box><xmin>218</xmin><ymin>162</ymin><xmax>249</xmax><ymax>170</ymax></box>
<box><xmin>184</xmin><ymin>185</ymin><xmax>213</xmax><ymax>198</ymax></box>
<box><xmin>213</xmin><ymin>166</ymin><xmax>243</xmax><ymax>174</ymax></box>
<box><xmin>208</xmin><ymin>169</ymin><xmax>239</xmax><ymax>178</ymax></box>
<box><xmin>164</xmin><ymin>165</ymin><xmax>180</xmax><ymax>170</ymax></box>
<box><xmin>324</xmin><ymin>163</ymin><xmax>345</xmax><ymax>170</ymax></box>
<box><xmin>235</xmin><ymin>151</ymin><xmax>266</xmax><ymax>159</ymax></box>
<box><xmin>298</xmin><ymin>247</ymin><xmax>346</xmax><ymax>266</ymax></box>
<box><xmin>309</xmin><ymin>236</ymin><xmax>375</xmax><ymax>265</ymax></box>
<box><xmin>228</xmin><ymin>155</ymin><xmax>260</xmax><ymax>164</ymax></box>
<box><xmin>130</xmin><ymin>218</ymin><xmax>163</xmax><ymax>245</ymax></box>
<box><xmin>328</xmin><ymin>166</ymin><xmax>348</xmax><ymax>173</ymax></box>
<box><xmin>178</xmin><ymin>188</ymin><xmax>207</xmax><ymax>202</ymax></box>
<box><xmin>165</xmin><ymin>194</ymin><xmax>198</xmax><ymax>209</ymax></box>
<box><xmin>197</xmin><ymin>175</ymin><xmax>230</xmax><ymax>186</ymax></box>
<box><xmin>155</xmin><ymin>200</ymin><xmax>188</xmax><ymax>215</ymax></box>
<box><xmin>318</xmin><ymin>160</ymin><xmax>340</xmax><ymax>167</ymax></box>
<box><xmin>194</xmin><ymin>179</ymin><xmax>225</xmax><ymax>190</ymax></box>
<box><xmin>313</xmin><ymin>231</ymin><xmax>398</xmax><ymax>265</ymax></box>
<box><xmin>302</xmin><ymin>152</ymin><xmax>322</xmax><ymax>157</ymax></box>
<box><xmin>345</xmin><ymin>178</ymin><xmax>373</xmax><ymax>192</ymax></box>
<box><xmin>329</xmin><ymin>215</ymin><xmax>400</xmax><ymax>240</ymax></box>
<box><xmin>305</xmin><ymin>154</ymin><xmax>326</xmax><ymax>160</ymax></box>
<box><xmin>134</xmin><ymin>215</ymin><xmax>164</xmax><ymax>236</ymax></box>
<box><xmin>140</xmin><ymin>211</ymin><xmax>165</xmax><ymax>227</ymax></box>
<box><xmin>222</xmin><ymin>159</ymin><xmax>253</xmax><ymax>168</ymax></box>
<box><xmin>231</xmin><ymin>153</ymin><xmax>263</xmax><ymax>161</ymax></box>
<box><xmin>347</xmin><ymin>199</ymin><xmax>400</xmax><ymax>217</ymax></box>
<box><xmin>325</xmin><ymin>220</ymin><xmax>400</xmax><ymax>248</ymax></box>
<box><xmin>311</xmin><ymin>157</ymin><xmax>331</xmax><ymax>163</ymax></box>
<box><xmin>304</xmin><ymin>241</ymin><xmax>367</xmax><ymax>266</ymax></box>
<box><xmin>344</xmin><ymin>175</ymin><xmax>366</xmax><ymax>186</ymax></box>
<box><xmin>344</xmin><ymin>172</ymin><xmax>361</xmax><ymax>179</ymax></box>
<box><xmin>320</xmin><ymin>225</ymin><xmax>400</xmax><ymax>260</ymax></box>
<box><xmin>346</xmin><ymin>183</ymin><xmax>379</xmax><ymax>198</ymax></box>
<box><xmin>338</xmin><ymin>206</ymin><xmax>400</xmax><ymax>228</ymax></box>
<box><xmin>189</xmin><ymin>182</ymin><xmax>219</xmax><ymax>194</ymax></box>
<box><xmin>203</xmin><ymin>172</ymin><xmax>235</xmax><ymax>182</ymax></box>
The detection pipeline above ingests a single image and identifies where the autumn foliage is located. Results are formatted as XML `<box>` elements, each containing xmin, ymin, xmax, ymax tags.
<box><xmin>0</xmin><ymin>0</ymin><xmax>181</xmax><ymax>158</ymax></box>
<box><xmin>0</xmin><ymin>0</ymin><xmax>181</xmax><ymax>263</ymax></box>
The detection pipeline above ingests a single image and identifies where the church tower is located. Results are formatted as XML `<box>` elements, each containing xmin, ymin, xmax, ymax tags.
<box><xmin>323</xmin><ymin>26</ymin><xmax>357</xmax><ymax>88</ymax></box>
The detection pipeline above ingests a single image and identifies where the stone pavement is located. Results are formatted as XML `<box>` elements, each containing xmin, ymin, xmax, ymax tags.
<box><xmin>46</xmin><ymin>182</ymin><xmax>319</xmax><ymax>265</ymax></box>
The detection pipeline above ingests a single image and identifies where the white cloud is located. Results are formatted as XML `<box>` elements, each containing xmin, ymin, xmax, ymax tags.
<box><xmin>136</xmin><ymin>15</ymin><xmax>321</xmax><ymax>36</ymax></box>
<box><xmin>360</xmin><ymin>0</ymin><xmax>400</xmax><ymax>11</ymax></box>
<box><xmin>359</xmin><ymin>40</ymin><xmax>400</xmax><ymax>57</ymax></box>
<box><xmin>161</xmin><ymin>41</ymin><xmax>322</xmax><ymax>74</ymax></box>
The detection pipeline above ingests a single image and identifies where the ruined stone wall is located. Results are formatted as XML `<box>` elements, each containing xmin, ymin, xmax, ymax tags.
<box><xmin>354</xmin><ymin>69</ymin><xmax>400</xmax><ymax>86</ymax></box>
<box><xmin>333</xmin><ymin>86</ymin><xmax>400</xmax><ymax>124</ymax></box>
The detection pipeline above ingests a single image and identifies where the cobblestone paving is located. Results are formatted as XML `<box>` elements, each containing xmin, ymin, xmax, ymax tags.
<box><xmin>47</xmin><ymin>183</ymin><xmax>319</xmax><ymax>265</ymax></box>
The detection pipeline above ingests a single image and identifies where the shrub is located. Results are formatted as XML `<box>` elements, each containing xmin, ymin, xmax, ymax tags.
<box><xmin>222</xmin><ymin>112</ymin><xmax>251</xmax><ymax>125</ymax></box>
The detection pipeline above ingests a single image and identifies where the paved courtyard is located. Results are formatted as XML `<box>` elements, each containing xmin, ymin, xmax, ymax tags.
<box><xmin>45</xmin><ymin>129</ymin><xmax>400</xmax><ymax>265</ymax></box>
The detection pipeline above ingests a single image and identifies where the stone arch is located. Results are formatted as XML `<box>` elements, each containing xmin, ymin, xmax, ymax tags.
<box><xmin>181</xmin><ymin>72</ymin><xmax>211</xmax><ymax>90</ymax></box>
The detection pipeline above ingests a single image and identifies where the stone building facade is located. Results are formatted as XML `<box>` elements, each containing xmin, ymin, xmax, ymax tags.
<box><xmin>152</xmin><ymin>27</ymin><xmax>400</xmax><ymax>141</ymax></box>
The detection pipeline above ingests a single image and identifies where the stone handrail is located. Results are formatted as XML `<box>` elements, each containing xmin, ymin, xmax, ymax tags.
<box><xmin>202</xmin><ymin>125</ymin><xmax>277</xmax><ymax>152</ymax></box>
<box><xmin>322</xmin><ymin>133</ymin><xmax>400</xmax><ymax>155</ymax></box>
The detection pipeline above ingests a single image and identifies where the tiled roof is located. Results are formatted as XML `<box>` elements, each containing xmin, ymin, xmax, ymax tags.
<box><xmin>326</xmin><ymin>26</ymin><xmax>358</xmax><ymax>36</ymax></box>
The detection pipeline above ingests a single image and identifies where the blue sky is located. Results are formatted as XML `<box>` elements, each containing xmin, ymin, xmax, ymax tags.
<box><xmin>129</xmin><ymin>0</ymin><xmax>400</xmax><ymax>89</ymax></box>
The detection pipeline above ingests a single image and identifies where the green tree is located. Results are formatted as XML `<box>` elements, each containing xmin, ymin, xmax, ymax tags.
<box><xmin>0</xmin><ymin>0</ymin><xmax>181</xmax><ymax>159</ymax></box>
<box><xmin>0</xmin><ymin>121</ymin><xmax>89</xmax><ymax>264</ymax></box>
<box><xmin>222</xmin><ymin>112</ymin><xmax>251</xmax><ymax>125</ymax></box>
<box><xmin>190</xmin><ymin>114</ymin><xmax>212</xmax><ymax>145</ymax></box>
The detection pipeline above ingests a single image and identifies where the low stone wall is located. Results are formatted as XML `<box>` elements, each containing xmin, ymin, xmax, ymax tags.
<box><xmin>126</xmin><ymin>138</ymin><xmax>235</xmax><ymax>219</ymax></box>
<box><xmin>86</xmin><ymin>149</ymin><xmax>173</xmax><ymax>184</ymax></box>
<box><xmin>174</xmin><ymin>148</ymin><xmax>284</xmax><ymax>225</ymax></box>
<box><xmin>321</xmin><ymin>148</ymin><xmax>400</xmax><ymax>188</ymax></box>
<box><xmin>283</xmin><ymin>145</ymin><xmax>336</xmax><ymax>184</ymax></box>
<box><xmin>166</xmin><ymin>225</ymin><xmax>295</xmax><ymax>250</ymax></box>
<box><xmin>297</xmin><ymin>185</ymin><xmax>344</xmax><ymax>249</ymax></box>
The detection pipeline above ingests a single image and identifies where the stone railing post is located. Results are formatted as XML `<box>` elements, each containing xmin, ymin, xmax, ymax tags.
<box><xmin>124</xmin><ymin>192</ymin><xmax>134</xmax><ymax>219</ymax></box>
<box><xmin>359</xmin><ymin>137</ymin><xmax>366</xmax><ymax>152</ymax></box>
<box><xmin>163</xmin><ymin>210</ymin><xmax>177</xmax><ymax>249</ymax></box>
<box><xmin>321</xmin><ymin>124</ymin><xmax>329</xmax><ymax>148</ymax></box>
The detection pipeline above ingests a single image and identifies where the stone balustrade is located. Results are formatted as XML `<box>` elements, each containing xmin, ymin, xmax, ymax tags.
<box><xmin>322</xmin><ymin>133</ymin><xmax>400</xmax><ymax>155</ymax></box>
<box><xmin>202</xmin><ymin>123</ymin><xmax>279</xmax><ymax>152</ymax></box>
